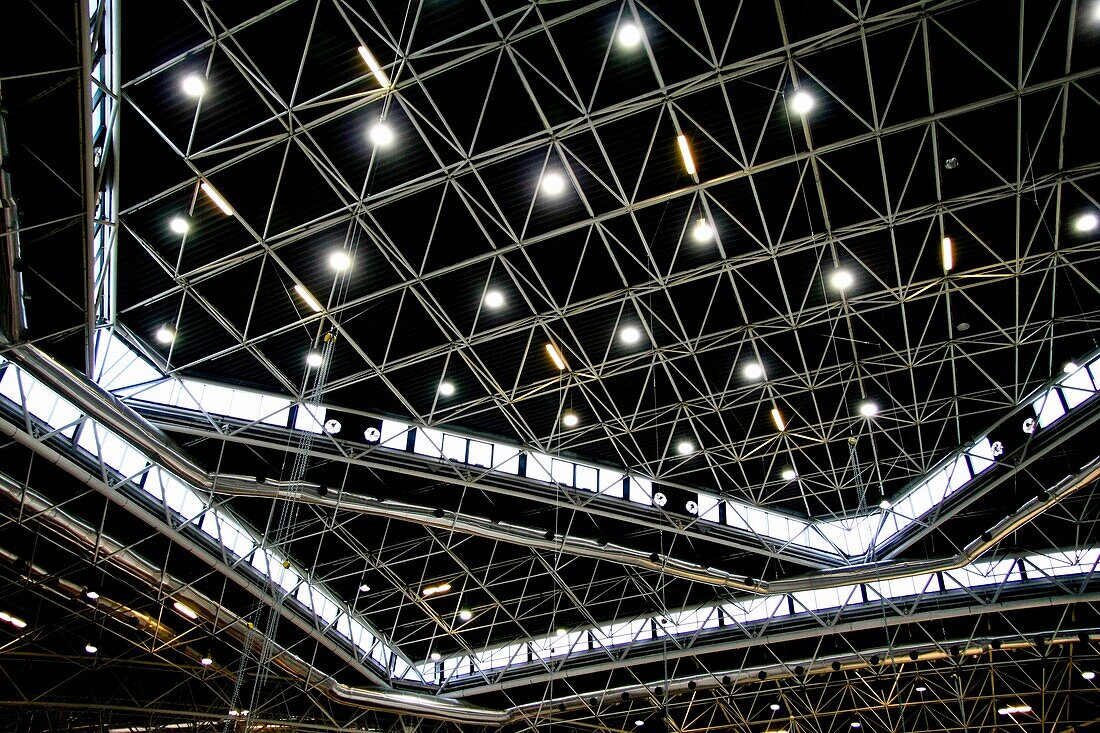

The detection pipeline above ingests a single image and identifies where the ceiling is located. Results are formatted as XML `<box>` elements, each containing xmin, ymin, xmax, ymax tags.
<box><xmin>2</xmin><ymin>0</ymin><xmax>1100</xmax><ymax>731</ymax></box>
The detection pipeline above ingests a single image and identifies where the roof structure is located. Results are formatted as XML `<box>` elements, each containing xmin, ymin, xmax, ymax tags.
<box><xmin>2</xmin><ymin>0</ymin><xmax>1100</xmax><ymax>732</ymax></box>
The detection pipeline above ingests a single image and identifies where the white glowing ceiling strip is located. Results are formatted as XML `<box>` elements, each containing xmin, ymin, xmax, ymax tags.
<box><xmin>433</xmin><ymin>548</ymin><xmax>1097</xmax><ymax>682</ymax></box>
<box><xmin>97</xmin><ymin>334</ymin><xmax>1100</xmax><ymax>562</ymax></box>
<box><xmin>0</xmin><ymin>363</ymin><xmax>412</xmax><ymax>680</ymax></box>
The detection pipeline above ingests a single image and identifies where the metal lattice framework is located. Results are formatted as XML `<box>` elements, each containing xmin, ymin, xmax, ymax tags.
<box><xmin>2</xmin><ymin>0</ymin><xmax>1100</xmax><ymax>731</ymax></box>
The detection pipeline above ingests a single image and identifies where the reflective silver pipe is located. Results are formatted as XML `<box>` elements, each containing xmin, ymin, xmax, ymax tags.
<box><xmin>6</xmin><ymin>342</ymin><xmax>1098</xmax><ymax>595</ymax></box>
<box><xmin>0</xmin><ymin>472</ymin><xmax>517</xmax><ymax>726</ymax></box>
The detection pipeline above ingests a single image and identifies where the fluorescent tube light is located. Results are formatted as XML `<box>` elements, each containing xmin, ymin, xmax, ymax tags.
<box><xmin>173</xmin><ymin>601</ymin><xmax>198</xmax><ymax>620</ymax></box>
<box><xmin>358</xmin><ymin>45</ymin><xmax>391</xmax><ymax>88</ymax></box>
<box><xmin>676</xmin><ymin>134</ymin><xmax>696</xmax><ymax>175</ymax></box>
<box><xmin>421</xmin><ymin>582</ymin><xmax>452</xmax><ymax>597</ymax></box>
<box><xmin>294</xmin><ymin>284</ymin><xmax>323</xmax><ymax>313</ymax></box>
<box><xmin>200</xmin><ymin>182</ymin><xmax>233</xmax><ymax>215</ymax></box>
<box><xmin>941</xmin><ymin>236</ymin><xmax>954</xmax><ymax>272</ymax></box>
<box><xmin>545</xmin><ymin>343</ymin><xmax>567</xmax><ymax>371</ymax></box>
<box><xmin>771</xmin><ymin>407</ymin><xmax>785</xmax><ymax>431</ymax></box>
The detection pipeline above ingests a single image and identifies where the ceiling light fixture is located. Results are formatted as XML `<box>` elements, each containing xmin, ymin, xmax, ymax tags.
<box><xmin>780</xmin><ymin>467</ymin><xmax>797</xmax><ymax>481</ymax></box>
<box><xmin>850</xmin><ymin>722</ymin><xmax>861</xmax><ymax>729</ymax></box>
<box><xmin>294</xmin><ymin>284</ymin><xmax>323</xmax><ymax>313</ymax></box>
<box><xmin>676</xmin><ymin>440</ymin><xmax>695</xmax><ymax>456</ymax></box>
<box><xmin>154</xmin><ymin>326</ymin><xmax>175</xmax><ymax>345</ymax></box>
<box><xmin>200</xmin><ymin>655</ymin><xmax>213</xmax><ymax>666</ymax></box>
<box><xmin>200</xmin><ymin>182</ymin><xmax>233</xmax><ymax>216</ymax></box>
<box><xmin>172</xmin><ymin>601</ymin><xmax>199</xmax><ymax>620</ymax></box>
<box><xmin>1064</xmin><ymin>361</ymin><xmax>1079</xmax><ymax>374</ymax></box>
<box><xmin>941</xmin><ymin>236</ymin><xmax>954</xmax><ymax>272</ymax></box>
<box><xmin>421</xmin><ymin>582</ymin><xmax>452</xmax><ymax>598</ymax></box>
<box><xmin>540</xmin><ymin>171</ymin><xmax>565</xmax><ymax>197</ymax></box>
<box><xmin>618</xmin><ymin>23</ymin><xmax>642</xmax><ymax>48</ymax></box>
<box><xmin>830</xmin><ymin>268</ymin><xmax>854</xmax><ymax>290</ymax></box>
<box><xmin>329</xmin><ymin>250</ymin><xmax>351</xmax><ymax>271</ymax></box>
<box><xmin>181</xmin><ymin>73</ymin><xmax>206</xmax><ymax>98</ymax></box>
<box><xmin>859</xmin><ymin>401</ymin><xmax>879</xmax><ymax>417</ymax></box>
<box><xmin>169</xmin><ymin>217</ymin><xmax>190</xmax><ymax>235</ymax></box>
<box><xmin>769</xmin><ymin>703</ymin><xmax>781</xmax><ymax>712</ymax></box>
<box><xmin>85</xmin><ymin>590</ymin><xmax>100</xmax><ymax>601</ymax></box>
<box><xmin>743</xmin><ymin>362</ymin><xmax>764</xmax><ymax>380</ymax></box>
<box><xmin>677</xmin><ymin>134</ymin><xmax>696</xmax><ymax>176</ymax></box>
<box><xmin>771</xmin><ymin>407</ymin><xmax>786</xmax><ymax>431</ymax></box>
<box><xmin>305</xmin><ymin>351</ymin><xmax>323</xmax><ymax>368</ymax></box>
<box><xmin>915</xmin><ymin>683</ymin><xmax>927</xmax><ymax>692</ymax></box>
<box><xmin>1082</xmin><ymin>670</ymin><xmax>1096</xmax><ymax>681</ymax></box>
<box><xmin>368</xmin><ymin>121</ymin><xmax>394</xmax><ymax>147</ymax></box>
<box><xmin>633</xmin><ymin>721</ymin><xmax>645</xmax><ymax>728</ymax></box>
<box><xmin>1074</xmin><ymin>212</ymin><xmax>1099</xmax><ymax>233</ymax></box>
<box><xmin>562</xmin><ymin>412</ymin><xmax>579</xmax><ymax>428</ymax></box>
<box><xmin>619</xmin><ymin>325</ymin><xmax>641</xmax><ymax>344</ymax></box>
<box><xmin>0</xmin><ymin>611</ymin><xmax>27</xmax><ymax>629</ymax></box>
<box><xmin>791</xmin><ymin>89</ymin><xmax>814</xmax><ymax>114</ymax></box>
<box><xmin>85</xmin><ymin>643</ymin><xmax>98</xmax><ymax>654</ymax></box>
<box><xmin>357</xmin><ymin>45</ymin><xmax>391</xmax><ymax>88</ymax></box>
<box><xmin>438</xmin><ymin>381</ymin><xmax>455</xmax><ymax>397</ymax></box>
<box><xmin>430</xmin><ymin>651</ymin><xmax>441</xmax><ymax>661</ymax></box>
<box><xmin>545</xmin><ymin>343</ymin><xmax>568</xmax><ymax>371</ymax></box>
<box><xmin>555</xmin><ymin>627</ymin><xmax>567</xmax><ymax>637</ymax></box>
<box><xmin>879</xmin><ymin>498</ymin><xmax>892</xmax><ymax>510</ymax></box>
<box><xmin>483</xmin><ymin>290</ymin><xmax>504</xmax><ymax>309</ymax></box>
<box><xmin>691</xmin><ymin>218</ymin><xmax>713</xmax><ymax>243</ymax></box>
<box><xmin>998</xmin><ymin>705</ymin><xmax>1032</xmax><ymax>716</ymax></box>
<box><xmin>458</xmin><ymin>608</ymin><xmax>473</xmax><ymax>621</ymax></box>
<box><xmin>359</xmin><ymin>583</ymin><xmax>371</xmax><ymax>593</ymax></box>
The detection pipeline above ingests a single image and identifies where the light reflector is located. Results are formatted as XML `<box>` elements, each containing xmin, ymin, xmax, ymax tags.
<box><xmin>791</xmin><ymin>89</ymin><xmax>814</xmax><ymax>114</ymax></box>
<box><xmin>357</xmin><ymin>45</ymin><xmax>391</xmax><ymax>88</ymax></box>
<box><xmin>692</xmin><ymin>218</ymin><xmax>713</xmax><ymax>242</ymax></box>
<box><xmin>618</xmin><ymin>23</ymin><xmax>643</xmax><ymax>47</ymax></box>
<box><xmin>541</xmin><ymin>172</ymin><xmax>565</xmax><ymax>196</ymax></box>
<box><xmin>181</xmin><ymin>73</ymin><xmax>206</xmax><ymax>98</ymax></box>
<box><xmin>677</xmin><ymin>134</ymin><xmax>696</xmax><ymax>175</ymax></box>
<box><xmin>1075</xmin><ymin>212</ymin><xmax>1098</xmax><ymax>232</ymax></box>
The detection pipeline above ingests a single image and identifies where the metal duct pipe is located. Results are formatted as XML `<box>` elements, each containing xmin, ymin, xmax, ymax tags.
<box><xmin>512</xmin><ymin>621</ymin><xmax>1100</xmax><ymax>716</ymax></box>
<box><xmin>6</xmin><ymin>340</ymin><xmax>1100</xmax><ymax>595</ymax></box>
<box><xmin>2</xmin><ymin>464</ymin><xmax>1096</xmax><ymax>724</ymax></box>
<box><xmin>0</xmin><ymin>474</ymin><xmax>518</xmax><ymax>726</ymax></box>
<box><xmin>213</xmin><ymin>454</ymin><xmax>1100</xmax><ymax>596</ymax></box>
<box><xmin>0</xmin><ymin>416</ymin><xmax>393</xmax><ymax>690</ymax></box>
<box><xmin>0</xmin><ymin>82</ymin><xmax>28</xmax><ymax>343</ymax></box>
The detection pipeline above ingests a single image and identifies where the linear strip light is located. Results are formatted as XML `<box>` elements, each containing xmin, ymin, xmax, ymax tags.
<box><xmin>771</xmin><ymin>407</ymin><xmax>786</xmax><ymax>432</ymax></box>
<box><xmin>358</xmin><ymin>45</ymin><xmax>391</xmax><ymax>88</ymax></box>
<box><xmin>545</xmin><ymin>343</ymin><xmax>568</xmax><ymax>371</ymax></box>
<box><xmin>172</xmin><ymin>601</ymin><xmax>198</xmax><ymax>620</ymax></box>
<box><xmin>421</xmin><ymin>582</ymin><xmax>452</xmax><ymax>598</ymax></box>
<box><xmin>200</xmin><ymin>182</ymin><xmax>233</xmax><ymax>216</ymax></box>
<box><xmin>676</xmin><ymin>134</ymin><xmax>696</xmax><ymax>176</ymax></box>
<box><xmin>294</xmin><ymin>284</ymin><xmax>323</xmax><ymax>313</ymax></box>
<box><xmin>941</xmin><ymin>236</ymin><xmax>954</xmax><ymax>272</ymax></box>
